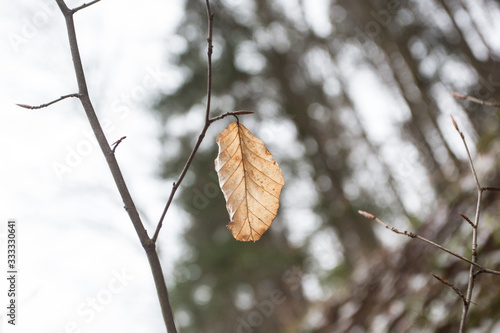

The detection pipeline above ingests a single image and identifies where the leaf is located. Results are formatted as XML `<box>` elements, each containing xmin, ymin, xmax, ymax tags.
<box><xmin>215</xmin><ymin>122</ymin><xmax>285</xmax><ymax>242</ymax></box>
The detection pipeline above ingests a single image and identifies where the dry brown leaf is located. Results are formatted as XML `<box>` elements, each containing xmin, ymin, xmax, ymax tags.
<box><xmin>215</xmin><ymin>122</ymin><xmax>285</xmax><ymax>242</ymax></box>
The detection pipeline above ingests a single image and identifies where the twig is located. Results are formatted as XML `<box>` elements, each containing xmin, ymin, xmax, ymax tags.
<box><xmin>72</xmin><ymin>0</ymin><xmax>102</xmax><ymax>13</ymax></box>
<box><xmin>16</xmin><ymin>93</ymin><xmax>81</xmax><ymax>109</ymax></box>
<box><xmin>205</xmin><ymin>1</ymin><xmax>214</xmax><ymax>124</ymax></box>
<box><xmin>452</xmin><ymin>115</ymin><xmax>483</xmax><ymax>332</ymax></box>
<box><xmin>357</xmin><ymin>210</ymin><xmax>500</xmax><ymax>276</ymax></box>
<box><xmin>209</xmin><ymin>110</ymin><xmax>254</xmax><ymax>123</ymax></box>
<box><xmin>111</xmin><ymin>136</ymin><xmax>127</xmax><ymax>153</ymax></box>
<box><xmin>432</xmin><ymin>274</ymin><xmax>468</xmax><ymax>306</ymax></box>
<box><xmin>152</xmin><ymin>0</ymin><xmax>216</xmax><ymax>243</ymax></box>
<box><xmin>451</xmin><ymin>115</ymin><xmax>481</xmax><ymax>190</ymax></box>
<box><xmin>482</xmin><ymin>186</ymin><xmax>500</xmax><ymax>192</ymax></box>
<box><xmin>450</xmin><ymin>92</ymin><xmax>500</xmax><ymax>107</ymax></box>
<box><xmin>54</xmin><ymin>1</ymin><xmax>176</xmax><ymax>331</ymax></box>
<box><xmin>459</xmin><ymin>212</ymin><xmax>475</xmax><ymax>228</ymax></box>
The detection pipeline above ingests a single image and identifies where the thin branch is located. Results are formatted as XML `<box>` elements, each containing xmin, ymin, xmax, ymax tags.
<box><xmin>450</xmin><ymin>92</ymin><xmax>500</xmax><ymax>107</ymax></box>
<box><xmin>432</xmin><ymin>274</ymin><xmax>467</xmax><ymax>306</ymax></box>
<box><xmin>54</xmin><ymin>1</ymin><xmax>176</xmax><ymax>331</ymax></box>
<box><xmin>209</xmin><ymin>110</ymin><xmax>254</xmax><ymax>123</ymax></box>
<box><xmin>152</xmin><ymin>0</ymin><xmax>216</xmax><ymax>243</ymax></box>
<box><xmin>16</xmin><ymin>93</ymin><xmax>80</xmax><ymax>109</ymax></box>
<box><xmin>72</xmin><ymin>0</ymin><xmax>102</xmax><ymax>13</ymax></box>
<box><xmin>451</xmin><ymin>115</ymin><xmax>481</xmax><ymax>190</ymax></box>
<box><xmin>452</xmin><ymin>114</ymin><xmax>483</xmax><ymax>332</ymax></box>
<box><xmin>358</xmin><ymin>211</ymin><xmax>500</xmax><ymax>276</ymax></box>
<box><xmin>205</xmin><ymin>1</ymin><xmax>214</xmax><ymax>124</ymax></box>
<box><xmin>474</xmin><ymin>269</ymin><xmax>486</xmax><ymax>278</ymax></box>
<box><xmin>111</xmin><ymin>136</ymin><xmax>127</xmax><ymax>153</ymax></box>
<box><xmin>460</xmin><ymin>188</ymin><xmax>482</xmax><ymax>332</ymax></box>
<box><xmin>482</xmin><ymin>186</ymin><xmax>500</xmax><ymax>192</ymax></box>
<box><xmin>459</xmin><ymin>212</ymin><xmax>475</xmax><ymax>228</ymax></box>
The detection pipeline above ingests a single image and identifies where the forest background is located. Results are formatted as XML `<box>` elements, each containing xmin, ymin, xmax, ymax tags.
<box><xmin>1</xmin><ymin>0</ymin><xmax>500</xmax><ymax>332</ymax></box>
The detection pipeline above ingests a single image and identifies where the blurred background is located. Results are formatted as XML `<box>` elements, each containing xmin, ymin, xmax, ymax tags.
<box><xmin>2</xmin><ymin>0</ymin><xmax>500</xmax><ymax>332</ymax></box>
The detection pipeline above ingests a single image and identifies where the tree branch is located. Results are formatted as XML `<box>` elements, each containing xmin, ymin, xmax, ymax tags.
<box><xmin>152</xmin><ymin>0</ymin><xmax>216</xmax><ymax>242</ymax></box>
<box><xmin>451</xmin><ymin>115</ymin><xmax>480</xmax><ymax>190</ymax></box>
<box><xmin>358</xmin><ymin>210</ymin><xmax>500</xmax><ymax>276</ymax></box>
<box><xmin>451</xmin><ymin>115</ymin><xmax>483</xmax><ymax>333</ymax></box>
<box><xmin>72</xmin><ymin>0</ymin><xmax>102</xmax><ymax>13</ymax></box>
<box><xmin>432</xmin><ymin>274</ymin><xmax>468</xmax><ymax>306</ymax></box>
<box><xmin>16</xmin><ymin>93</ymin><xmax>81</xmax><ymax>109</ymax></box>
<box><xmin>209</xmin><ymin>110</ymin><xmax>254</xmax><ymax>123</ymax></box>
<box><xmin>450</xmin><ymin>92</ymin><xmax>500</xmax><ymax>107</ymax></box>
<box><xmin>54</xmin><ymin>1</ymin><xmax>176</xmax><ymax>331</ymax></box>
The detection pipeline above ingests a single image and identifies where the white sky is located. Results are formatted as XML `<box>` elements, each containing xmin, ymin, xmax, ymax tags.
<box><xmin>0</xmin><ymin>1</ymin><xmax>185</xmax><ymax>332</ymax></box>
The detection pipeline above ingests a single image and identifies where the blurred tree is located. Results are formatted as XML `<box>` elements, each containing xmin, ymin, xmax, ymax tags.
<box><xmin>155</xmin><ymin>0</ymin><xmax>500</xmax><ymax>331</ymax></box>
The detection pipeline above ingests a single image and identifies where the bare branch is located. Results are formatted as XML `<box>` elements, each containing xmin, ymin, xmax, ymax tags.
<box><xmin>452</xmin><ymin>113</ymin><xmax>487</xmax><ymax>331</ymax></box>
<box><xmin>72</xmin><ymin>0</ymin><xmax>102</xmax><ymax>13</ymax></box>
<box><xmin>358</xmin><ymin>211</ymin><xmax>500</xmax><ymax>276</ymax></box>
<box><xmin>16</xmin><ymin>93</ymin><xmax>80</xmax><ymax>109</ymax></box>
<box><xmin>432</xmin><ymin>274</ymin><xmax>468</xmax><ymax>306</ymax></box>
<box><xmin>204</xmin><ymin>0</ymin><xmax>215</xmax><ymax>124</ymax></box>
<box><xmin>450</xmin><ymin>92</ymin><xmax>500</xmax><ymax>107</ymax></box>
<box><xmin>450</xmin><ymin>115</ymin><xmax>481</xmax><ymax>190</ymax></box>
<box><xmin>54</xmin><ymin>1</ymin><xmax>176</xmax><ymax>331</ymax></box>
<box><xmin>482</xmin><ymin>186</ymin><xmax>500</xmax><ymax>192</ymax></box>
<box><xmin>153</xmin><ymin>0</ymin><xmax>217</xmax><ymax>243</ymax></box>
<box><xmin>209</xmin><ymin>110</ymin><xmax>254</xmax><ymax>123</ymax></box>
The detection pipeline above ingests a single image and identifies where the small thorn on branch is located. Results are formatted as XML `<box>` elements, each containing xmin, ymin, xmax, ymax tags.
<box><xmin>432</xmin><ymin>273</ymin><xmax>468</xmax><ymax>306</ymax></box>
<box><xmin>17</xmin><ymin>93</ymin><xmax>81</xmax><ymax>110</ymax></box>
<box><xmin>459</xmin><ymin>212</ymin><xmax>475</xmax><ymax>228</ymax></box>
<box><xmin>111</xmin><ymin>136</ymin><xmax>127</xmax><ymax>153</ymax></box>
